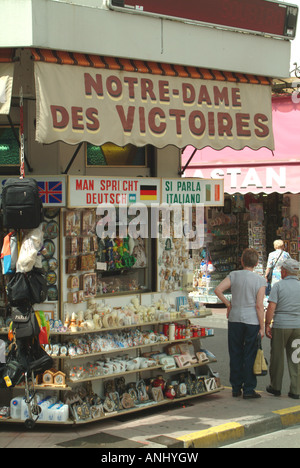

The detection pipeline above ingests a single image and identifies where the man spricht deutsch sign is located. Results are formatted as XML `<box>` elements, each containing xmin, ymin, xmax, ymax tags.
<box><xmin>34</xmin><ymin>62</ymin><xmax>274</xmax><ymax>151</ymax></box>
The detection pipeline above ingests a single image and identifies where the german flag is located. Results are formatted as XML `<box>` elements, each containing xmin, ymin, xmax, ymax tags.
<box><xmin>140</xmin><ymin>185</ymin><xmax>158</xmax><ymax>201</ymax></box>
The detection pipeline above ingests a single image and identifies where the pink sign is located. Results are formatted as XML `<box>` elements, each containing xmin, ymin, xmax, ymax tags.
<box><xmin>183</xmin><ymin>164</ymin><xmax>299</xmax><ymax>194</ymax></box>
<box><xmin>182</xmin><ymin>95</ymin><xmax>300</xmax><ymax>194</ymax></box>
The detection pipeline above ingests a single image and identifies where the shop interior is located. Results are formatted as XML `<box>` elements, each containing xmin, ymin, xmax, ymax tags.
<box><xmin>193</xmin><ymin>192</ymin><xmax>299</xmax><ymax>305</ymax></box>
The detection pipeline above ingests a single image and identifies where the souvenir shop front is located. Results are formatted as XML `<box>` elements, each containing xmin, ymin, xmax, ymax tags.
<box><xmin>0</xmin><ymin>173</ymin><xmax>226</xmax><ymax>426</ymax></box>
<box><xmin>182</xmin><ymin>95</ymin><xmax>300</xmax><ymax>304</ymax></box>
<box><xmin>0</xmin><ymin>48</ymin><xmax>275</xmax><ymax>426</ymax></box>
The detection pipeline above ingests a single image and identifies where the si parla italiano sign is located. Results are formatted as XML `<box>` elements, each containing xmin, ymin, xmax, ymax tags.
<box><xmin>162</xmin><ymin>178</ymin><xmax>224</xmax><ymax>206</ymax></box>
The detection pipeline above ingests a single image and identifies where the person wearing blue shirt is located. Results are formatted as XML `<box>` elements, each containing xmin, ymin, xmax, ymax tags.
<box><xmin>265</xmin><ymin>240</ymin><xmax>290</xmax><ymax>295</ymax></box>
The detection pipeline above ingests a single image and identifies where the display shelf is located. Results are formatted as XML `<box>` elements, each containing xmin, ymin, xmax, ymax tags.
<box><xmin>55</xmin><ymin>335</ymin><xmax>213</xmax><ymax>361</ymax></box>
<box><xmin>66</xmin><ymin>359</ymin><xmax>217</xmax><ymax>385</ymax></box>
<box><xmin>72</xmin><ymin>388</ymin><xmax>224</xmax><ymax>425</ymax></box>
<box><xmin>15</xmin><ymin>384</ymin><xmax>72</xmax><ymax>392</ymax></box>
<box><xmin>0</xmin><ymin>387</ymin><xmax>224</xmax><ymax>426</ymax></box>
<box><xmin>49</xmin><ymin>313</ymin><xmax>212</xmax><ymax>337</ymax></box>
<box><xmin>163</xmin><ymin>359</ymin><xmax>217</xmax><ymax>374</ymax></box>
<box><xmin>0</xmin><ymin>203</ymin><xmax>223</xmax><ymax>427</ymax></box>
<box><xmin>1</xmin><ymin>295</ymin><xmax>221</xmax><ymax>427</ymax></box>
<box><xmin>189</xmin><ymin>293</ymin><xmax>232</xmax><ymax>305</ymax></box>
<box><xmin>67</xmin><ymin>365</ymin><xmax>163</xmax><ymax>385</ymax></box>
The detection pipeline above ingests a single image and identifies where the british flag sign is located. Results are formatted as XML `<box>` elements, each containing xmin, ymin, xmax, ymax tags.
<box><xmin>38</xmin><ymin>180</ymin><xmax>63</xmax><ymax>205</ymax></box>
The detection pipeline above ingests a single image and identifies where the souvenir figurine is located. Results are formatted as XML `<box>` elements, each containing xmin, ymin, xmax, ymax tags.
<box><xmin>152</xmin><ymin>375</ymin><xmax>166</xmax><ymax>391</ymax></box>
<box><xmin>165</xmin><ymin>384</ymin><xmax>176</xmax><ymax>400</ymax></box>
<box><xmin>114</xmin><ymin>237</ymin><xmax>123</xmax><ymax>269</ymax></box>
<box><xmin>105</xmin><ymin>237</ymin><xmax>115</xmax><ymax>270</ymax></box>
<box><xmin>97</xmin><ymin>238</ymin><xmax>106</xmax><ymax>263</ymax></box>
<box><xmin>122</xmin><ymin>236</ymin><xmax>136</xmax><ymax>268</ymax></box>
<box><xmin>292</xmin><ymin>215</ymin><xmax>299</xmax><ymax>228</ymax></box>
<box><xmin>132</xmin><ymin>237</ymin><xmax>147</xmax><ymax>268</ymax></box>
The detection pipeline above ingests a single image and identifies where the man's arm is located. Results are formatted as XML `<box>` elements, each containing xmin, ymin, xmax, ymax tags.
<box><xmin>265</xmin><ymin>302</ymin><xmax>277</xmax><ymax>339</ymax></box>
<box><xmin>256</xmin><ymin>286</ymin><xmax>266</xmax><ymax>339</ymax></box>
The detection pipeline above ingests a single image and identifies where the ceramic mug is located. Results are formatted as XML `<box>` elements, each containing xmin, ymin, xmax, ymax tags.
<box><xmin>126</xmin><ymin>360</ymin><xmax>136</xmax><ymax>371</ymax></box>
<box><xmin>149</xmin><ymin>332</ymin><xmax>159</xmax><ymax>343</ymax></box>
<box><xmin>139</xmin><ymin>358</ymin><xmax>148</xmax><ymax>369</ymax></box>
<box><xmin>112</xmin><ymin>361</ymin><xmax>121</xmax><ymax>373</ymax></box>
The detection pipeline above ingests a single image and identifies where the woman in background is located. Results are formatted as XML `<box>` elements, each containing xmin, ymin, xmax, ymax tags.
<box><xmin>265</xmin><ymin>240</ymin><xmax>290</xmax><ymax>294</ymax></box>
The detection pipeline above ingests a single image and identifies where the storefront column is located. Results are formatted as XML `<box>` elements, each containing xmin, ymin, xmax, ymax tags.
<box><xmin>155</xmin><ymin>147</ymin><xmax>181</xmax><ymax>178</ymax></box>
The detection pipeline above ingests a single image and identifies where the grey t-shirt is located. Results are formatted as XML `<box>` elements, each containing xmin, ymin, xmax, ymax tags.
<box><xmin>268</xmin><ymin>276</ymin><xmax>300</xmax><ymax>329</ymax></box>
<box><xmin>228</xmin><ymin>270</ymin><xmax>267</xmax><ymax>325</ymax></box>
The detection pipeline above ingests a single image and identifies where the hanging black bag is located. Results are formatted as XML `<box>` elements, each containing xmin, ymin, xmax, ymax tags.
<box><xmin>26</xmin><ymin>268</ymin><xmax>48</xmax><ymax>305</ymax></box>
<box><xmin>0</xmin><ymin>343</ymin><xmax>30</xmax><ymax>388</ymax></box>
<box><xmin>1</xmin><ymin>178</ymin><xmax>43</xmax><ymax>229</ymax></box>
<box><xmin>28</xmin><ymin>339</ymin><xmax>54</xmax><ymax>376</ymax></box>
<box><xmin>7</xmin><ymin>269</ymin><xmax>47</xmax><ymax>306</ymax></box>
<box><xmin>11</xmin><ymin>305</ymin><xmax>40</xmax><ymax>340</ymax></box>
<box><xmin>7</xmin><ymin>272</ymin><xmax>31</xmax><ymax>306</ymax></box>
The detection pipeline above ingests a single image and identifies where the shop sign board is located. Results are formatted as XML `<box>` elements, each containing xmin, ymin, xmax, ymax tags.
<box><xmin>109</xmin><ymin>0</ymin><xmax>298</xmax><ymax>39</ymax></box>
<box><xmin>34</xmin><ymin>62</ymin><xmax>274</xmax><ymax>152</ymax></box>
<box><xmin>0</xmin><ymin>176</ymin><xmax>66</xmax><ymax>206</ymax></box>
<box><xmin>183</xmin><ymin>165</ymin><xmax>297</xmax><ymax>195</ymax></box>
<box><xmin>162</xmin><ymin>178</ymin><xmax>224</xmax><ymax>206</ymax></box>
<box><xmin>68</xmin><ymin>176</ymin><xmax>161</xmax><ymax>208</ymax></box>
<box><xmin>68</xmin><ymin>176</ymin><xmax>224</xmax><ymax>207</ymax></box>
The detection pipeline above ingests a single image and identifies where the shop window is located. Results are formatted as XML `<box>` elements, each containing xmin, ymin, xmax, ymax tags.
<box><xmin>0</xmin><ymin>126</ymin><xmax>20</xmax><ymax>174</ymax></box>
<box><xmin>86</xmin><ymin>143</ymin><xmax>147</xmax><ymax>167</ymax></box>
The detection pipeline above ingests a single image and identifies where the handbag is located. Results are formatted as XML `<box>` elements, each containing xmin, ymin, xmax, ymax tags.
<box><xmin>26</xmin><ymin>268</ymin><xmax>48</xmax><ymax>305</ymax></box>
<box><xmin>28</xmin><ymin>339</ymin><xmax>53</xmax><ymax>376</ymax></box>
<box><xmin>11</xmin><ymin>305</ymin><xmax>40</xmax><ymax>340</ymax></box>
<box><xmin>0</xmin><ymin>338</ymin><xmax>53</xmax><ymax>388</ymax></box>
<box><xmin>7</xmin><ymin>272</ymin><xmax>31</xmax><ymax>306</ymax></box>
<box><xmin>0</xmin><ymin>343</ymin><xmax>29</xmax><ymax>388</ymax></box>
<box><xmin>7</xmin><ymin>268</ymin><xmax>48</xmax><ymax>306</ymax></box>
<box><xmin>267</xmin><ymin>250</ymin><xmax>283</xmax><ymax>284</ymax></box>
<box><xmin>253</xmin><ymin>336</ymin><xmax>268</xmax><ymax>376</ymax></box>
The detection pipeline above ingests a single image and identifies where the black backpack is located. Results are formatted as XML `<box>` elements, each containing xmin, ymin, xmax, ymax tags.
<box><xmin>2</xmin><ymin>178</ymin><xmax>43</xmax><ymax>229</ymax></box>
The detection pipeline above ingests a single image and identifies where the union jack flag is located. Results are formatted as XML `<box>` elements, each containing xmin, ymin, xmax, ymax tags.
<box><xmin>38</xmin><ymin>181</ymin><xmax>63</xmax><ymax>204</ymax></box>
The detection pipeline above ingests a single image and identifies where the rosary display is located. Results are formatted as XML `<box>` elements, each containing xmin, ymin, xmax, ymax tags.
<box><xmin>66</xmin><ymin>371</ymin><xmax>219</xmax><ymax>422</ymax></box>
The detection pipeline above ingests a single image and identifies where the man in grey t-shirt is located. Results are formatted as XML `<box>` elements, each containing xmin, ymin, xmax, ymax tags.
<box><xmin>266</xmin><ymin>258</ymin><xmax>300</xmax><ymax>399</ymax></box>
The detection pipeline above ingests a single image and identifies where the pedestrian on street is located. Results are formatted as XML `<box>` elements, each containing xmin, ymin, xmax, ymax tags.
<box><xmin>266</xmin><ymin>258</ymin><xmax>300</xmax><ymax>399</ymax></box>
<box><xmin>214</xmin><ymin>248</ymin><xmax>266</xmax><ymax>400</ymax></box>
<box><xmin>265</xmin><ymin>240</ymin><xmax>290</xmax><ymax>295</ymax></box>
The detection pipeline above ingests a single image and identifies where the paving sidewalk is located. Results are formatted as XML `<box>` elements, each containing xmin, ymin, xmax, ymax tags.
<box><xmin>1</xmin><ymin>387</ymin><xmax>300</xmax><ymax>448</ymax></box>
